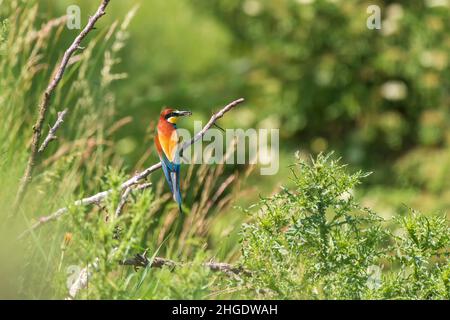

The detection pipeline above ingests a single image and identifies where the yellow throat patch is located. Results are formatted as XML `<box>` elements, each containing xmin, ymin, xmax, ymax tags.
<box><xmin>167</xmin><ymin>116</ymin><xmax>178</xmax><ymax>124</ymax></box>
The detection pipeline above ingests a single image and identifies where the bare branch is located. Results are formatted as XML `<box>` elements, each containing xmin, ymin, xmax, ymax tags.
<box><xmin>14</xmin><ymin>0</ymin><xmax>111</xmax><ymax>210</ymax></box>
<box><xmin>38</xmin><ymin>109</ymin><xmax>68</xmax><ymax>153</ymax></box>
<box><xmin>135</xmin><ymin>182</ymin><xmax>153</xmax><ymax>191</ymax></box>
<box><xmin>120</xmin><ymin>252</ymin><xmax>248</xmax><ymax>276</ymax></box>
<box><xmin>114</xmin><ymin>187</ymin><xmax>132</xmax><ymax>218</ymax></box>
<box><xmin>18</xmin><ymin>98</ymin><xmax>245</xmax><ymax>239</ymax></box>
<box><xmin>181</xmin><ymin>98</ymin><xmax>244</xmax><ymax>151</ymax></box>
<box><xmin>67</xmin><ymin>251</ymin><xmax>247</xmax><ymax>299</ymax></box>
<box><xmin>114</xmin><ymin>182</ymin><xmax>152</xmax><ymax>217</ymax></box>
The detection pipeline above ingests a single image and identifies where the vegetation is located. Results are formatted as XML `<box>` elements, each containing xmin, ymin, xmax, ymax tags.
<box><xmin>0</xmin><ymin>0</ymin><xmax>448</xmax><ymax>299</ymax></box>
<box><xmin>240</xmin><ymin>153</ymin><xmax>449</xmax><ymax>299</ymax></box>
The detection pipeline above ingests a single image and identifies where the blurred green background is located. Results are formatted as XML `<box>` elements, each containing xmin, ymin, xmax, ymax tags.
<box><xmin>1</xmin><ymin>0</ymin><xmax>450</xmax><ymax>299</ymax></box>
<box><xmin>39</xmin><ymin>0</ymin><xmax>450</xmax><ymax>214</ymax></box>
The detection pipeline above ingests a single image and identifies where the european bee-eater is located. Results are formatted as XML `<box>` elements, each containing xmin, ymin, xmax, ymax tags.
<box><xmin>155</xmin><ymin>108</ymin><xmax>192</xmax><ymax>213</ymax></box>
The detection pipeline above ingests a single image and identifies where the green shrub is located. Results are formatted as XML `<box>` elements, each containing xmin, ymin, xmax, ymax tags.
<box><xmin>383</xmin><ymin>213</ymin><xmax>450</xmax><ymax>299</ymax></box>
<box><xmin>240</xmin><ymin>153</ymin><xmax>449</xmax><ymax>299</ymax></box>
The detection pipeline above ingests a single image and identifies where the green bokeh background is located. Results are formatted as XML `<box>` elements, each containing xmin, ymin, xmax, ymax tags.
<box><xmin>42</xmin><ymin>0</ymin><xmax>450</xmax><ymax>213</ymax></box>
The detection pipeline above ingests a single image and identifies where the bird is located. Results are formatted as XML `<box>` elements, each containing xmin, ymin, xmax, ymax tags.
<box><xmin>155</xmin><ymin>108</ymin><xmax>192</xmax><ymax>213</ymax></box>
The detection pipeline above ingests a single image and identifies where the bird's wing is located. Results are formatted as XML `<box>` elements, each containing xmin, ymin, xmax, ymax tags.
<box><xmin>160</xmin><ymin>150</ymin><xmax>182</xmax><ymax>210</ymax></box>
<box><xmin>170</xmin><ymin>163</ymin><xmax>182</xmax><ymax>209</ymax></box>
<box><xmin>159</xmin><ymin>154</ymin><xmax>173</xmax><ymax>194</ymax></box>
<box><xmin>156</xmin><ymin>133</ymin><xmax>182</xmax><ymax>211</ymax></box>
<box><xmin>158</xmin><ymin>130</ymin><xmax>179</xmax><ymax>163</ymax></box>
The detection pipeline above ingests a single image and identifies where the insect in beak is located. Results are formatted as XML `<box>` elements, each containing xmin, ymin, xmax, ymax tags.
<box><xmin>175</xmin><ymin>110</ymin><xmax>192</xmax><ymax>117</ymax></box>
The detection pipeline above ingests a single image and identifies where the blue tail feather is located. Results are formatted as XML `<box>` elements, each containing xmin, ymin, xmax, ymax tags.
<box><xmin>160</xmin><ymin>152</ymin><xmax>183</xmax><ymax>214</ymax></box>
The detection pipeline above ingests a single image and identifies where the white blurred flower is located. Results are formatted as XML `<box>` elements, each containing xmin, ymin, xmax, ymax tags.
<box><xmin>386</xmin><ymin>4</ymin><xmax>404</xmax><ymax>20</ymax></box>
<box><xmin>420</xmin><ymin>50</ymin><xmax>448</xmax><ymax>70</ymax></box>
<box><xmin>243</xmin><ymin>0</ymin><xmax>262</xmax><ymax>16</ymax></box>
<box><xmin>381</xmin><ymin>4</ymin><xmax>404</xmax><ymax>36</ymax></box>
<box><xmin>425</xmin><ymin>0</ymin><xmax>449</xmax><ymax>7</ymax></box>
<box><xmin>258</xmin><ymin>115</ymin><xmax>281</xmax><ymax>130</ymax></box>
<box><xmin>380</xmin><ymin>81</ymin><xmax>408</xmax><ymax>101</ymax></box>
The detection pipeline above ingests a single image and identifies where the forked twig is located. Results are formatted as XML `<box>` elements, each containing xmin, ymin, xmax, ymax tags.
<box><xmin>114</xmin><ymin>182</ymin><xmax>152</xmax><ymax>217</ymax></box>
<box><xmin>14</xmin><ymin>0</ymin><xmax>111</xmax><ymax>209</ymax></box>
<box><xmin>38</xmin><ymin>109</ymin><xmax>68</xmax><ymax>153</ymax></box>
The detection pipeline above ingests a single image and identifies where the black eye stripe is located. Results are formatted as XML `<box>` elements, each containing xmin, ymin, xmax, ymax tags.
<box><xmin>165</xmin><ymin>112</ymin><xmax>176</xmax><ymax>120</ymax></box>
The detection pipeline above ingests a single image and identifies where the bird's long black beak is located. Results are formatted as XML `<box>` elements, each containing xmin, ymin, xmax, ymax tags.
<box><xmin>175</xmin><ymin>110</ymin><xmax>192</xmax><ymax>117</ymax></box>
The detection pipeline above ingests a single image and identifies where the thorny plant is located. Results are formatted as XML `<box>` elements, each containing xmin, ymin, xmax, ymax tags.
<box><xmin>239</xmin><ymin>153</ymin><xmax>449</xmax><ymax>299</ymax></box>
